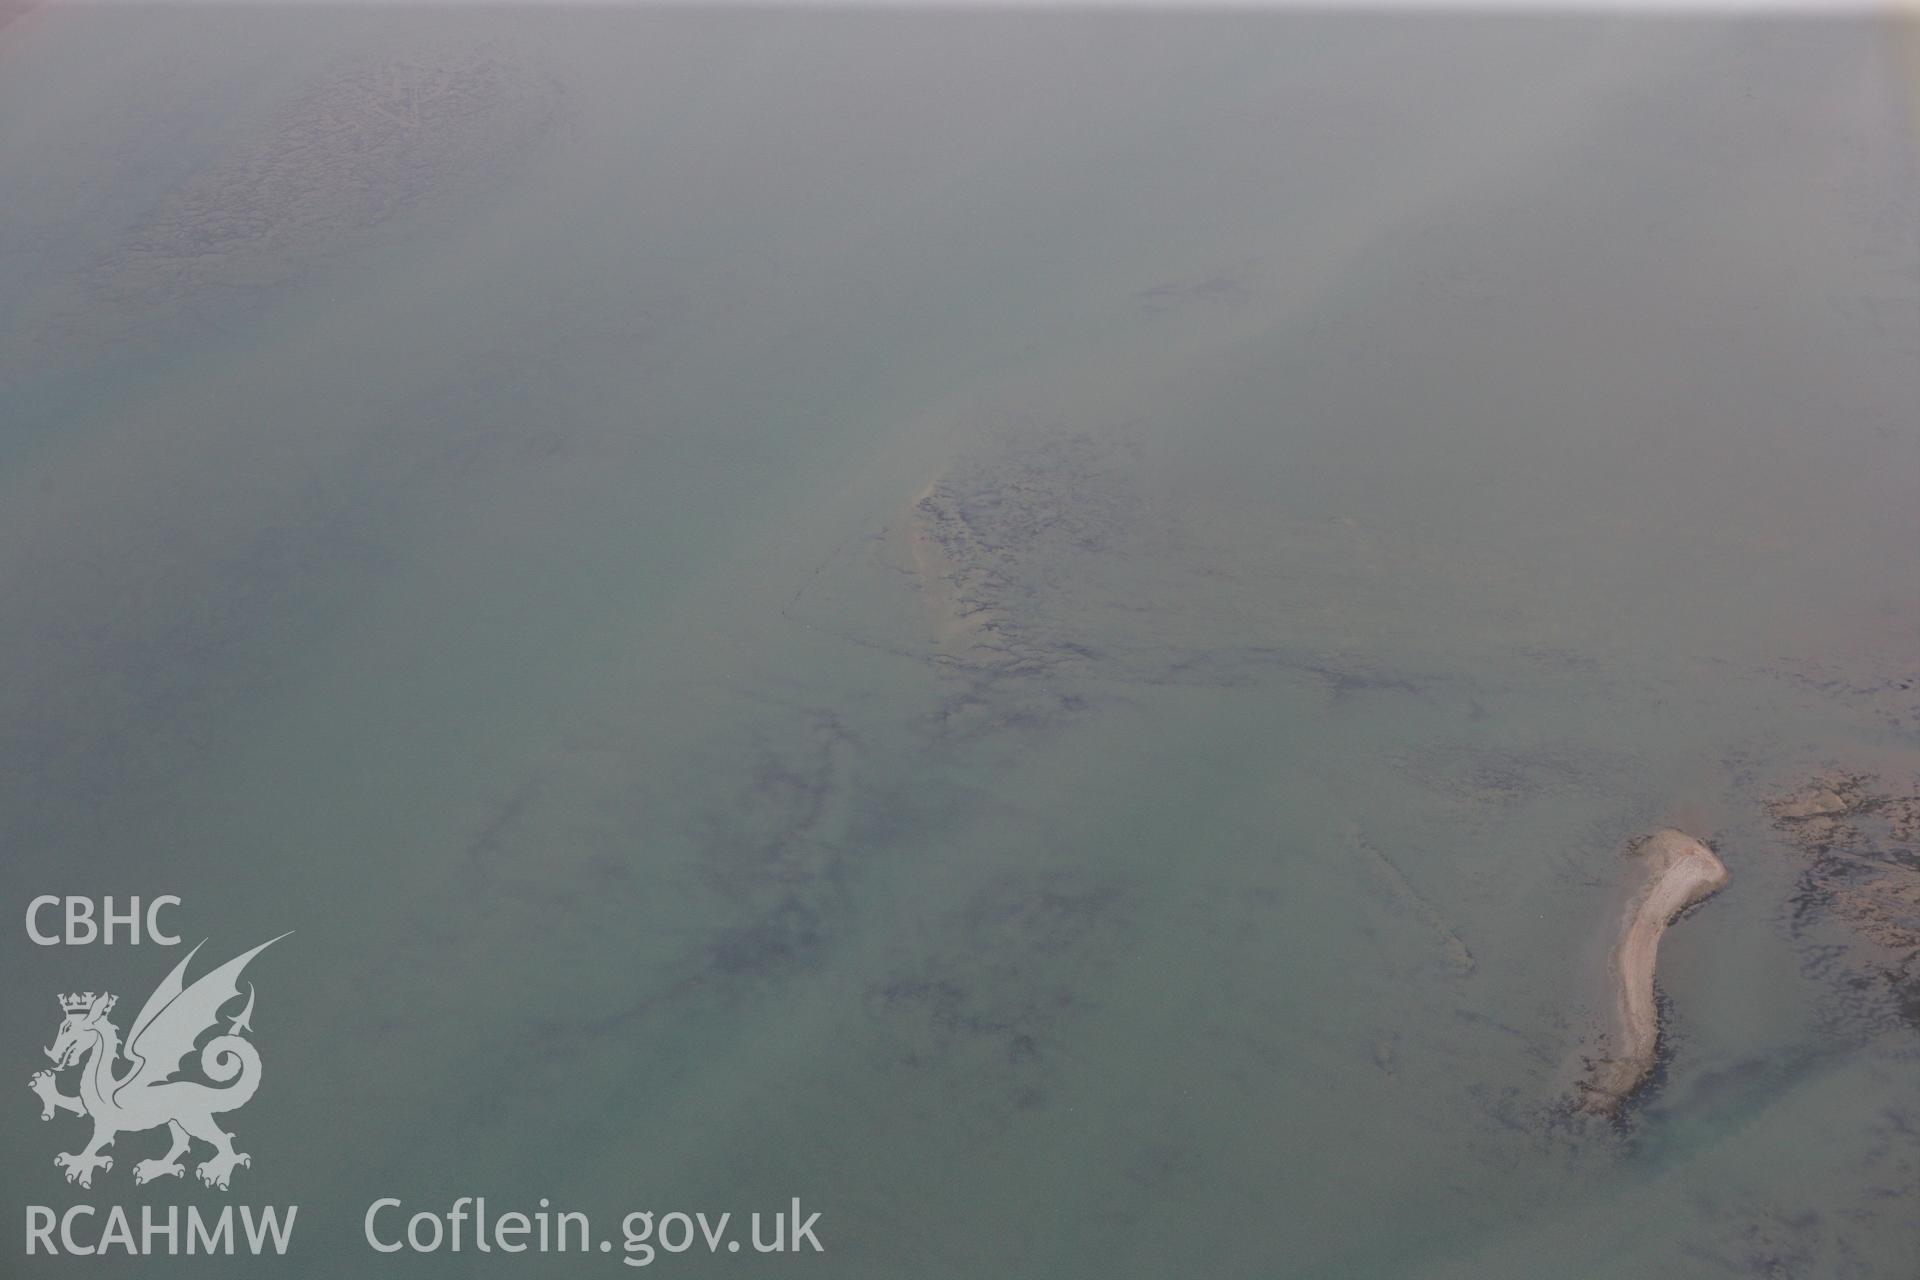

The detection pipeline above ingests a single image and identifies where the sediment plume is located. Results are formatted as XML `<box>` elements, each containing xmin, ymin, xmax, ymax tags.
<box><xmin>1578</xmin><ymin>828</ymin><xmax>1729</xmax><ymax>1115</ymax></box>
<box><xmin>0</xmin><ymin>1</ymin><xmax>37</xmax><ymax>37</ymax></box>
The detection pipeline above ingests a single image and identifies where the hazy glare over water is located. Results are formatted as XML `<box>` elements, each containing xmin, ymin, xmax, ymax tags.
<box><xmin>2</xmin><ymin>8</ymin><xmax>1917</xmax><ymax>1276</ymax></box>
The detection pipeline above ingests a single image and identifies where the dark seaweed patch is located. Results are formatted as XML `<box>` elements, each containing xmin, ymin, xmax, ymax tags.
<box><xmin>862</xmin><ymin>871</ymin><xmax>1128</xmax><ymax>1116</ymax></box>
<box><xmin>706</xmin><ymin>894</ymin><xmax>829</xmax><ymax>979</ymax></box>
<box><xmin>1768</xmin><ymin>771</ymin><xmax>1920</xmax><ymax>1037</ymax></box>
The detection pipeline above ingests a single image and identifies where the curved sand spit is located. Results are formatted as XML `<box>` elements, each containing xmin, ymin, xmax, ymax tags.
<box><xmin>1578</xmin><ymin>828</ymin><xmax>1729</xmax><ymax>1115</ymax></box>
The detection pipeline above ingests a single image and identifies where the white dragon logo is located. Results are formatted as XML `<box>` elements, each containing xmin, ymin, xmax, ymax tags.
<box><xmin>27</xmin><ymin>935</ymin><xmax>288</xmax><ymax>1191</ymax></box>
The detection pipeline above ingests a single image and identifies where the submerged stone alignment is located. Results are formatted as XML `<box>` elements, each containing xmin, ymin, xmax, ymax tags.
<box><xmin>1578</xmin><ymin>828</ymin><xmax>1730</xmax><ymax>1116</ymax></box>
<box><xmin>1346</xmin><ymin>824</ymin><xmax>1475</xmax><ymax>978</ymax></box>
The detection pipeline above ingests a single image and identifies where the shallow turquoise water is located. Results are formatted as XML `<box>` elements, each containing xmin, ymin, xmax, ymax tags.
<box><xmin>2</xmin><ymin>9</ymin><xmax>1917</xmax><ymax>1276</ymax></box>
